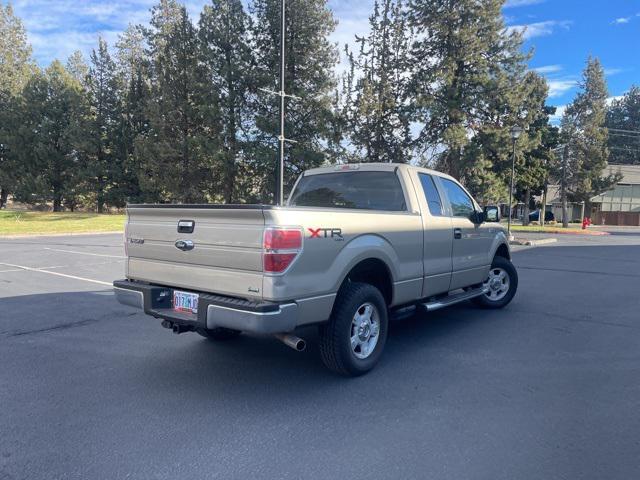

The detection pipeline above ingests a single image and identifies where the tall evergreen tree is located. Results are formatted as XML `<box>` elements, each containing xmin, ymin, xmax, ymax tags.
<box><xmin>342</xmin><ymin>0</ymin><xmax>412</xmax><ymax>163</ymax></box>
<box><xmin>199</xmin><ymin>0</ymin><xmax>255</xmax><ymax>203</ymax></box>
<box><xmin>0</xmin><ymin>3</ymin><xmax>35</xmax><ymax>208</ymax></box>
<box><xmin>115</xmin><ymin>24</ymin><xmax>151</xmax><ymax>204</ymax></box>
<box><xmin>66</xmin><ymin>50</ymin><xmax>89</xmax><ymax>86</ymax></box>
<box><xmin>561</xmin><ymin>57</ymin><xmax>619</xmax><ymax>216</ymax></box>
<box><xmin>16</xmin><ymin>61</ymin><xmax>85</xmax><ymax>211</ymax></box>
<box><xmin>80</xmin><ymin>38</ymin><xmax>120</xmax><ymax>212</ymax></box>
<box><xmin>250</xmin><ymin>0</ymin><xmax>338</xmax><ymax>201</ymax></box>
<box><xmin>137</xmin><ymin>0</ymin><xmax>220</xmax><ymax>203</ymax></box>
<box><xmin>409</xmin><ymin>0</ymin><xmax>529</xmax><ymax>178</ymax></box>
<box><xmin>606</xmin><ymin>85</ymin><xmax>640</xmax><ymax>165</ymax></box>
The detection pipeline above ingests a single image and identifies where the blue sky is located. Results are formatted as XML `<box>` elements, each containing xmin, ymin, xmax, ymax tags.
<box><xmin>6</xmin><ymin>0</ymin><xmax>639</xmax><ymax>120</ymax></box>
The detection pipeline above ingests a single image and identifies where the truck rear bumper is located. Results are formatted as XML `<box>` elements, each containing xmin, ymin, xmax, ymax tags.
<box><xmin>113</xmin><ymin>280</ymin><xmax>298</xmax><ymax>334</ymax></box>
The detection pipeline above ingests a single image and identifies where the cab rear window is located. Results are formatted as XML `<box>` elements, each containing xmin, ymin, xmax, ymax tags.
<box><xmin>289</xmin><ymin>171</ymin><xmax>407</xmax><ymax>211</ymax></box>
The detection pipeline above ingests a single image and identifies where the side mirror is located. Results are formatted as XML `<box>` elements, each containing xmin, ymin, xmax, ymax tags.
<box><xmin>469</xmin><ymin>210</ymin><xmax>485</xmax><ymax>224</ymax></box>
<box><xmin>483</xmin><ymin>206</ymin><xmax>500</xmax><ymax>223</ymax></box>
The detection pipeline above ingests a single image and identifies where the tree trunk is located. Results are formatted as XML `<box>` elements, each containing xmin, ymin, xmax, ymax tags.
<box><xmin>53</xmin><ymin>190</ymin><xmax>62</xmax><ymax>212</ymax></box>
<box><xmin>0</xmin><ymin>188</ymin><xmax>7</xmax><ymax>209</ymax></box>
<box><xmin>96</xmin><ymin>188</ymin><xmax>105</xmax><ymax>214</ymax></box>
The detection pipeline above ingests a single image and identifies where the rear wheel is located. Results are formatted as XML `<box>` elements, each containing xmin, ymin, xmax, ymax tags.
<box><xmin>196</xmin><ymin>327</ymin><xmax>242</xmax><ymax>341</ymax></box>
<box><xmin>472</xmin><ymin>256</ymin><xmax>518</xmax><ymax>309</ymax></box>
<box><xmin>319</xmin><ymin>282</ymin><xmax>388</xmax><ymax>376</ymax></box>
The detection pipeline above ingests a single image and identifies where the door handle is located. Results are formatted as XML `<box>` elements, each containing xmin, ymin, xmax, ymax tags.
<box><xmin>453</xmin><ymin>228</ymin><xmax>462</xmax><ymax>239</ymax></box>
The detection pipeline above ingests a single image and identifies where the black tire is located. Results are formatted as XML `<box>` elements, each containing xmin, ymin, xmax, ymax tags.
<box><xmin>472</xmin><ymin>255</ymin><xmax>518</xmax><ymax>309</ymax></box>
<box><xmin>319</xmin><ymin>282</ymin><xmax>388</xmax><ymax>377</ymax></box>
<box><xmin>196</xmin><ymin>327</ymin><xmax>242</xmax><ymax>341</ymax></box>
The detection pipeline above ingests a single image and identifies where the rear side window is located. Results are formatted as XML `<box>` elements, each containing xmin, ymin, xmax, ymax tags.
<box><xmin>289</xmin><ymin>171</ymin><xmax>407</xmax><ymax>211</ymax></box>
<box><xmin>418</xmin><ymin>174</ymin><xmax>443</xmax><ymax>216</ymax></box>
<box><xmin>441</xmin><ymin>178</ymin><xmax>475</xmax><ymax>218</ymax></box>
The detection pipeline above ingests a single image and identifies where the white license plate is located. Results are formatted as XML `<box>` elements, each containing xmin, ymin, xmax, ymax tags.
<box><xmin>173</xmin><ymin>290</ymin><xmax>199</xmax><ymax>314</ymax></box>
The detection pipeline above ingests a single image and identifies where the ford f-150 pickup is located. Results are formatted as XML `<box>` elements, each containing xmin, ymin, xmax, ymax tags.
<box><xmin>114</xmin><ymin>163</ymin><xmax>517</xmax><ymax>376</ymax></box>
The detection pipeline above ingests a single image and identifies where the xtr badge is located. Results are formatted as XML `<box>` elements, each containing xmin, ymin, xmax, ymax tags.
<box><xmin>308</xmin><ymin>228</ymin><xmax>343</xmax><ymax>241</ymax></box>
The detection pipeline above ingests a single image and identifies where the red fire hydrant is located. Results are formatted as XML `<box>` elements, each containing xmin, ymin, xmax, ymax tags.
<box><xmin>582</xmin><ymin>217</ymin><xmax>591</xmax><ymax>230</ymax></box>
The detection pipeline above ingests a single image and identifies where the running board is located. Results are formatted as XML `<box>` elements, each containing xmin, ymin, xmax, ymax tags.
<box><xmin>421</xmin><ymin>286</ymin><xmax>489</xmax><ymax>312</ymax></box>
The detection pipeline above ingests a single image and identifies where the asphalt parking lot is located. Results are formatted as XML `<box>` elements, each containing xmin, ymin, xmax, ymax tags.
<box><xmin>1</xmin><ymin>231</ymin><xmax>640</xmax><ymax>480</ymax></box>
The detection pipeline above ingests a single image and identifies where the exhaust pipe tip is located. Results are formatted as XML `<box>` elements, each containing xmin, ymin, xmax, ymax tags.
<box><xmin>293</xmin><ymin>338</ymin><xmax>306</xmax><ymax>352</ymax></box>
<box><xmin>275</xmin><ymin>333</ymin><xmax>306</xmax><ymax>352</ymax></box>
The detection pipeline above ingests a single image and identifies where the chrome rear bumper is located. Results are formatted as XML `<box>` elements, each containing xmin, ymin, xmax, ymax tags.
<box><xmin>113</xmin><ymin>280</ymin><xmax>298</xmax><ymax>334</ymax></box>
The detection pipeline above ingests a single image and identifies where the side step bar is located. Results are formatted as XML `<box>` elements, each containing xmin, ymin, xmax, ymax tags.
<box><xmin>421</xmin><ymin>286</ymin><xmax>489</xmax><ymax>312</ymax></box>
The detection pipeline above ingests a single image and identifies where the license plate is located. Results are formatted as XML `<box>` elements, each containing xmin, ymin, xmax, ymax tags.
<box><xmin>173</xmin><ymin>290</ymin><xmax>199</xmax><ymax>314</ymax></box>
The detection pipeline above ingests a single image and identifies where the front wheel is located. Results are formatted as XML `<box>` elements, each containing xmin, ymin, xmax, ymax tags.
<box><xmin>472</xmin><ymin>256</ymin><xmax>518</xmax><ymax>309</ymax></box>
<box><xmin>319</xmin><ymin>282</ymin><xmax>388</xmax><ymax>377</ymax></box>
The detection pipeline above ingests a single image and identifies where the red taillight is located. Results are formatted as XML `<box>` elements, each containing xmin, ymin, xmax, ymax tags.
<box><xmin>263</xmin><ymin>227</ymin><xmax>302</xmax><ymax>273</ymax></box>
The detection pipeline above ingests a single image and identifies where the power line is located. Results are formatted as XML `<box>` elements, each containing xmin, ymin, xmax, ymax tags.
<box><xmin>608</xmin><ymin>127</ymin><xmax>640</xmax><ymax>135</ymax></box>
<box><xmin>608</xmin><ymin>132</ymin><xmax>640</xmax><ymax>139</ymax></box>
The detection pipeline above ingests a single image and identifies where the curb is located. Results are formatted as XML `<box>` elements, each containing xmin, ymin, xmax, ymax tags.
<box><xmin>0</xmin><ymin>230</ymin><xmax>122</xmax><ymax>239</ymax></box>
<box><xmin>510</xmin><ymin>238</ymin><xmax>558</xmax><ymax>247</ymax></box>
<box><xmin>511</xmin><ymin>228</ymin><xmax>609</xmax><ymax>236</ymax></box>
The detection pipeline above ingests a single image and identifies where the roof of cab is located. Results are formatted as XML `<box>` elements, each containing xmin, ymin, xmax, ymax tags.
<box><xmin>303</xmin><ymin>162</ymin><xmax>456</xmax><ymax>181</ymax></box>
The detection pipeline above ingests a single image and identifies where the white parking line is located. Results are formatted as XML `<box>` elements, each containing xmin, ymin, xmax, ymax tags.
<box><xmin>44</xmin><ymin>247</ymin><xmax>125</xmax><ymax>259</ymax></box>
<box><xmin>0</xmin><ymin>262</ymin><xmax>112</xmax><ymax>286</ymax></box>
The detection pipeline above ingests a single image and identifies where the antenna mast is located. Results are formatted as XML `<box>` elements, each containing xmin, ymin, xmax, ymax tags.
<box><xmin>260</xmin><ymin>0</ymin><xmax>299</xmax><ymax>205</ymax></box>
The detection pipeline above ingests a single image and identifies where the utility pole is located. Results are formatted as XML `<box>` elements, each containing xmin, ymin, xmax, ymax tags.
<box><xmin>561</xmin><ymin>144</ymin><xmax>569</xmax><ymax>228</ymax></box>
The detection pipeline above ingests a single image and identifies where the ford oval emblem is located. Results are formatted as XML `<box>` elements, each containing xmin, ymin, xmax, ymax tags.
<box><xmin>175</xmin><ymin>240</ymin><xmax>195</xmax><ymax>251</ymax></box>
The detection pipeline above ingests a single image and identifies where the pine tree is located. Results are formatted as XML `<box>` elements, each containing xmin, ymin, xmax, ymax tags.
<box><xmin>17</xmin><ymin>61</ymin><xmax>85</xmax><ymax>211</ymax></box>
<box><xmin>342</xmin><ymin>0</ymin><xmax>412</xmax><ymax>163</ymax></box>
<box><xmin>66</xmin><ymin>50</ymin><xmax>89</xmax><ymax>86</ymax></box>
<box><xmin>250</xmin><ymin>0</ymin><xmax>338</xmax><ymax>202</ymax></box>
<box><xmin>199</xmin><ymin>0</ymin><xmax>255</xmax><ymax>203</ymax></box>
<box><xmin>0</xmin><ymin>3</ymin><xmax>35</xmax><ymax>208</ymax></box>
<box><xmin>561</xmin><ymin>57</ymin><xmax>619</xmax><ymax>216</ymax></box>
<box><xmin>409</xmin><ymin>0</ymin><xmax>529</xmax><ymax>178</ymax></box>
<box><xmin>137</xmin><ymin>0</ymin><xmax>220</xmax><ymax>203</ymax></box>
<box><xmin>114</xmin><ymin>24</ymin><xmax>151</xmax><ymax>204</ymax></box>
<box><xmin>606</xmin><ymin>85</ymin><xmax>640</xmax><ymax>165</ymax></box>
<box><xmin>80</xmin><ymin>38</ymin><xmax>120</xmax><ymax>212</ymax></box>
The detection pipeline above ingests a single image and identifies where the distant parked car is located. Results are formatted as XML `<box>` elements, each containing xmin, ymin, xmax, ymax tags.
<box><xmin>529</xmin><ymin>210</ymin><xmax>554</xmax><ymax>222</ymax></box>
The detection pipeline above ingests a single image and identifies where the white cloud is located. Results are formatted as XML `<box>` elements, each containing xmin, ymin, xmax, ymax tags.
<box><xmin>11</xmin><ymin>0</ymin><xmax>208</xmax><ymax>65</ymax></box>
<box><xmin>532</xmin><ymin>64</ymin><xmax>563</xmax><ymax>74</ymax></box>
<box><xmin>612</xmin><ymin>12</ymin><xmax>640</xmax><ymax>24</ymax></box>
<box><xmin>547</xmin><ymin>79</ymin><xmax>577</xmax><ymax>98</ymax></box>
<box><xmin>507</xmin><ymin>20</ymin><xmax>571</xmax><ymax>40</ymax></box>
<box><xmin>604</xmin><ymin>67</ymin><xmax>624</xmax><ymax>76</ymax></box>
<box><xmin>503</xmin><ymin>0</ymin><xmax>547</xmax><ymax>8</ymax></box>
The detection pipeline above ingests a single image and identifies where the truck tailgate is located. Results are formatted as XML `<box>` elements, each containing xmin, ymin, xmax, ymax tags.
<box><xmin>125</xmin><ymin>206</ymin><xmax>266</xmax><ymax>299</ymax></box>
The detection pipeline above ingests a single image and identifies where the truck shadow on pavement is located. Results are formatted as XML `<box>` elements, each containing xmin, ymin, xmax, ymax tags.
<box><xmin>2</xmin><ymin>244</ymin><xmax>639</xmax><ymax>405</ymax></box>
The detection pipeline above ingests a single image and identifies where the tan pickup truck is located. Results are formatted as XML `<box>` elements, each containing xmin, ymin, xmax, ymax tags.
<box><xmin>114</xmin><ymin>163</ymin><xmax>517</xmax><ymax>376</ymax></box>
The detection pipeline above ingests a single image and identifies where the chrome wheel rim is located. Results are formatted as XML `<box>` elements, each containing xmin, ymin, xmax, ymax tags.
<box><xmin>350</xmin><ymin>302</ymin><xmax>380</xmax><ymax>360</ymax></box>
<box><xmin>483</xmin><ymin>267</ymin><xmax>510</xmax><ymax>301</ymax></box>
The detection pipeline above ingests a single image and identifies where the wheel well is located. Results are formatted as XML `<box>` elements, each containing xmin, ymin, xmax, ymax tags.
<box><xmin>341</xmin><ymin>258</ymin><xmax>393</xmax><ymax>306</ymax></box>
<box><xmin>494</xmin><ymin>243</ymin><xmax>510</xmax><ymax>261</ymax></box>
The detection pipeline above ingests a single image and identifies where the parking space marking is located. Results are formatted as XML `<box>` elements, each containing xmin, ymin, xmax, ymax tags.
<box><xmin>0</xmin><ymin>262</ymin><xmax>112</xmax><ymax>286</ymax></box>
<box><xmin>44</xmin><ymin>247</ymin><xmax>125</xmax><ymax>259</ymax></box>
